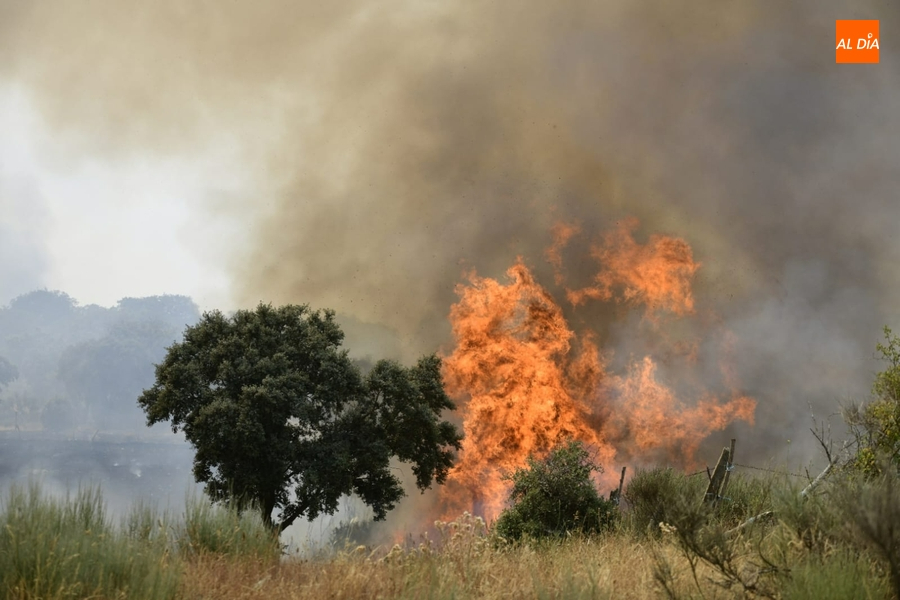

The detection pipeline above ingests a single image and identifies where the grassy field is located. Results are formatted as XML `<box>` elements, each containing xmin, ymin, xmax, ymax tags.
<box><xmin>0</xmin><ymin>469</ymin><xmax>896</xmax><ymax>599</ymax></box>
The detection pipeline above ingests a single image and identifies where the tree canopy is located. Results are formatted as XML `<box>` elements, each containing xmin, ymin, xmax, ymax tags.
<box><xmin>138</xmin><ymin>303</ymin><xmax>462</xmax><ymax>531</ymax></box>
<box><xmin>59</xmin><ymin>319</ymin><xmax>182</xmax><ymax>430</ymax></box>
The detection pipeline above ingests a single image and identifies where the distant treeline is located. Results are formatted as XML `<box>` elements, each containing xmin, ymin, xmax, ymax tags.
<box><xmin>0</xmin><ymin>290</ymin><xmax>199</xmax><ymax>433</ymax></box>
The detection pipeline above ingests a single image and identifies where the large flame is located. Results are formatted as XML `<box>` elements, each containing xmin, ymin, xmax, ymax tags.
<box><xmin>563</xmin><ymin>218</ymin><xmax>700</xmax><ymax>319</ymax></box>
<box><xmin>440</xmin><ymin>218</ymin><xmax>755</xmax><ymax>521</ymax></box>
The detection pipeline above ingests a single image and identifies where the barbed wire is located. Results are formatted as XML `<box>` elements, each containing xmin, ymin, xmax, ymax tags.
<box><xmin>733</xmin><ymin>462</ymin><xmax>807</xmax><ymax>478</ymax></box>
<box><xmin>687</xmin><ymin>463</ymin><xmax>807</xmax><ymax>479</ymax></box>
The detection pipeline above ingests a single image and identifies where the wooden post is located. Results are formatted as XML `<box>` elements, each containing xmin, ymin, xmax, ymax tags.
<box><xmin>706</xmin><ymin>466</ymin><xmax>712</xmax><ymax>481</ymax></box>
<box><xmin>616</xmin><ymin>466</ymin><xmax>626</xmax><ymax>505</ymax></box>
<box><xmin>610</xmin><ymin>467</ymin><xmax>627</xmax><ymax>505</ymax></box>
<box><xmin>717</xmin><ymin>439</ymin><xmax>737</xmax><ymax>506</ymax></box>
<box><xmin>703</xmin><ymin>446</ymin><xmax>731</xmax><ymax>505</ymax></box>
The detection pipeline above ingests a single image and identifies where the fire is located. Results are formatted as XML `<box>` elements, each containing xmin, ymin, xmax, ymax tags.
<box><xmin>545</xmin><ymin>221</ymin><xmax>581</xmax><ymax>285</ymax></box>
<box><xmin>562</xmin><ymin>217</ymin><xmax>700</xmax><ymax>320</ymax></box>
<box><xmin>441</xmin><ymin>260</ymin><xmax>615</xmax><ymax>517</ymax></box>
<box><xmin>607</xmin><ymin>357</ymin><xmax>756</xmax><ymax>460</ymax></box>
<box><xmin>440</xmin><ymin>218</ymin><xmax>755</xmax><ymax>521</ymax></box>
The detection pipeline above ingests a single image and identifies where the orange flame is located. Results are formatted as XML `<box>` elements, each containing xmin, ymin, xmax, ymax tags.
<box><xmin>439</xmin><ymin>219</ymin><xmax>755</xmax><ymax>522</ymax></box>
<box><xmin>545</xmin><ymin>221</ymin><xmax>581</xmax><ymax>285</ymax></box>
<box><xmin>563</xmin><ymin>217</ymin><xmax>700</xmax><ymax>320</ymax></box>
<box><xmin>608</xmin><ymin>357</ymin><xmax>756</xmax><ymax>461</ymax></box>
<box><xmin>441</xmin><ymin>260</ymin><xmax>615</xmax><ymax>518</ymax></box>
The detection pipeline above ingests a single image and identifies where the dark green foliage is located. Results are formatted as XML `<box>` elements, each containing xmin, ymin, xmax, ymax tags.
<box><xmin>494</xmin><ymin>440</ymin><xmax>617</xmax><ymax>541</ymax></box>
<box><xmin>138</xmin><ymin>303</ymin><xmax>462</xmax><ymax>532</ymax></box>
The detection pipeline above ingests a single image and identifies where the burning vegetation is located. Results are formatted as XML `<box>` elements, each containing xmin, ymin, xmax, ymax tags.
<box><xmin>441</xmin><ymin>219</ymin><xmax>756</xmax><ymax>521</ymax></box>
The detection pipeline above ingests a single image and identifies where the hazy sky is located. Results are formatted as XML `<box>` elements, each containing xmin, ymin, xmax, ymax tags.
<box><xmin>0</xmin><ymin>84</ymin><xmax>239</xmax><ymax>310</ymax></box>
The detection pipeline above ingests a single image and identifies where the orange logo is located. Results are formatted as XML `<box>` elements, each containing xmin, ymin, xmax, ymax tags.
<box><xmin>836</xmin><ymin>20</ymin><xmax>879</xmax><ymax>63</ymax></box>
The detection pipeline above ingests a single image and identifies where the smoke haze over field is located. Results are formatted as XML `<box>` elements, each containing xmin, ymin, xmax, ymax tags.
<box><xmin>2</xmin><ymin>0</ymin><xmax>900</xmax><ymax>468</ymax></box>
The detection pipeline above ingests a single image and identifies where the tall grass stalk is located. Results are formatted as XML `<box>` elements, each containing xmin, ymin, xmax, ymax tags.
<box><xmin>0</xmin><ymin>481</ymin><xmax>180</xmax><ymax>600</ymax></box>
<box><xmin>178</xmin><ymin>491</ymin><xmax>281</xmax><ymax>560</ymax></box>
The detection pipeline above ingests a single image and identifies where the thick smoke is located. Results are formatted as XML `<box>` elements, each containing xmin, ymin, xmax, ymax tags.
<box><xmin>0</xmin><ymin>90</ymin><xmax>49</xmax><ymax>304</ymax></box>
<box><xmin>3</xmin><ymin>1</ymin><xmax>899</xmax><ymax>468</ymax></box>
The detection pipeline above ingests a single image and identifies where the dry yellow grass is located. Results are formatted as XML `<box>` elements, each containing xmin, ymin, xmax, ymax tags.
<box><xmin>176</xmin><ymin>532</ymin><xmax>715</xmax><ymax>600</ymax></box>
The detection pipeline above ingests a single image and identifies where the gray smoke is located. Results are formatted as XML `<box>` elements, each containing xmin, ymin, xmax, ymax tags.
<box><xmin>3</xmin><ymin>0</ymin><xmax>899</xmax><ymax>470</ymax></box>
<box><xmin>0</xmin><ymin>178</ymin><xmax>47</xmax><ymax>305</ymax></box>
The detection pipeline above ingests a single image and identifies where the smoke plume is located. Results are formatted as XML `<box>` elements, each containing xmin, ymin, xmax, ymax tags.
<box><xmin>4</xmin><ymin>0</ymin><xmax>899</xmax><ymax>469</ymax></box>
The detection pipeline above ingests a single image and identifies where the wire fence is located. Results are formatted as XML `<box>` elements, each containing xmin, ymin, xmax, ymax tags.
<box><xmin>687</xmin><ymin>462</ymin><xmax>808</xmax><ymax>479</ymax></box>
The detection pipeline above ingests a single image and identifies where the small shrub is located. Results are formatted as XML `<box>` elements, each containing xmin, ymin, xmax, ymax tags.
<box><xmin>494</xmin><ymin>439</ymin><xmax>617</xmax><ymax>541</ymax></box>
<box><xmin>714</xmin><ymin>472</ymin><xmax>775</xmax><ymax>528</ymax></box>
<box><xmin>330</xmin><ymin>517</ymin><xmax>377</xmax><ymax>549</ymax></box>
<box><xmin>772</xmin><ymin>476</ymin><xmax>845</xmax><ymax>554</ymax></box>
<box><xmin>847</xmin><ymin>326</ymin><xmax>900</xmax><ymax>476</ymax></box>
<box><xmin>623</xmin><ymin>467</ymin><xmax>702</xmax><ymax>534</ymax></box>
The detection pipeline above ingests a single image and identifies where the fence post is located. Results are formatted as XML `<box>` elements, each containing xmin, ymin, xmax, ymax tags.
<box><xmin>717</xmin><ymin>438</ymin><xmax>736</xmax><ymax>506</ymax></box>
<box><xmin>703</xmin><ymin>446</ymin><xmax>731</xmax><ymax>505</ymax></box>
<box><xmin>610</xmin><ymin>467</ymin><xmax>627</xmax><ymax>505</ymax></box>
<box><xmin>616</xmin><ymin>466</ymin><xmax>626</xmax><ymax>504</ymax></box>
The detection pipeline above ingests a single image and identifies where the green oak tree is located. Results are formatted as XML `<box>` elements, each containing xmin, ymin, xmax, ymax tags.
<box><xmin>138</xmin><ymin>303</ymin><xmax>462</xmax><ymax>531</ymax></box>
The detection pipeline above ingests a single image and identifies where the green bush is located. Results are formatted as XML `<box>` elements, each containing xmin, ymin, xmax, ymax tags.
<box><xmin>494</xmin><ymin>440</ymin><xmax>617</xmax><ymax>541</ymax></box>
<box><xmin>623</xmin><ymin>467</ymin><xmax>702</xmax><ymax>534</ymax></box>
<box><xmin>848</xmin><ymin>326</ymin><xmax>900</xmax><ymax>476</ymax></box>
<box><xmin>330</xmin><ymin>517</ymin><xmax>377</xmax><ymax>549</ymax></box>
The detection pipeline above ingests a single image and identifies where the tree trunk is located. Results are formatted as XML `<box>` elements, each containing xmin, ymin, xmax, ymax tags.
<box><xmin>261</xmin><ymin>493</ymin><xmax>277</xmax><ymax>531</ymax></box>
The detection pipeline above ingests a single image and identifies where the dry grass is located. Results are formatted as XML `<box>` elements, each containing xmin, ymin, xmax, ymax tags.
<box><xmin>177</xmin><ymin>533</ymin><xmax>711</xmax><ymax>600</ymax></box>
<box><xmin>5</xmin><ymin>472</ymin><xmax>894</xmax><ymax>598</ymax></box>
<box><xmin>176</xmin><ymin>516</ymin><xmax>892</xmax><ymax>600</ymax></box>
